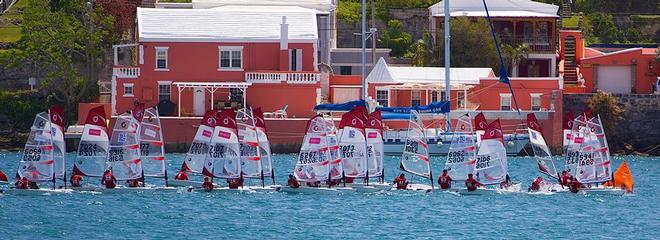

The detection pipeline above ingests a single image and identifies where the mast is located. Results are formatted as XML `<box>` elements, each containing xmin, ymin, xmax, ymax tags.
<box><xmin>361</xmin><ymin>0</ymin><xmax>367</xmax><ymax>99</ymax></box>
<box><xmin>444</xmin><ymin>0</ymin><xmax>451</xmax><ymax>132</ymax></box>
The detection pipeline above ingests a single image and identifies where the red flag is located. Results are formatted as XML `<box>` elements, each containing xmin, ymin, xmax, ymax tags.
<box><xmin>474</xmin><ymin>112</ymin><xmax>488</xmax><ymax>131</ymax></box>
<box><xmin>563</xmin><ymin>111</ymin><xmax>575</xmax><ymax>130</ymax></box>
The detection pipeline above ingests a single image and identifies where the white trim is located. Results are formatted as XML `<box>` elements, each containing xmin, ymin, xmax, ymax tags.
<box><xmin>157</xmin><ymin>81</ymin><xmax>172</xmax><ymax>85</ymax></box>
<box><xmin>530</xmin><ymin>93</ymin><xmax>543</xmax><ymax>97</ymax></box>
<box><xmin>123</xmin><ymin>83</ymin><xmax>135</xmax><ymax>97</ymax></box>
<box><xmin>218</xmin><ymin>46</ymin><xmax>244</xmax><ymax>71</ymax></box>
<box><xmin>140</xmin><ymin>38</ymin><xmax>317</xmax><ymax>43</ymax></box>
<box><xmin>582</xmin><ymin>48</ymin><xmax>643</xmax><ymax>61</ymax></box>
<box><xmin>139</xmin><ymin>45</ymin><xmax>144</xmax><ymax>65</ymax></box>
<box><xmin>111</xmin><ymin>76</ymin><xmax>117</xmax><ymax>115</ymax></box>
<box><xmin>155</xmin><ymin>46</ymin><xmax>169</xmax><ymax>70</ymax></box>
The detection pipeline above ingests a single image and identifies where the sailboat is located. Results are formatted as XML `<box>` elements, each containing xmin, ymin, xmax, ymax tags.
<box><xmin>99</xmin><ymin>110</ymin><xmax>145</xmax><ymax>192</ymax></box>
<box><xmin>139</xmin><ymin>106</ymin><xmax>169</xmax><ymax>186</ymax></box>
<box><xmin>202</xmin><ymin>109</ymin><xmax>250</xmax><ymax>192</ymax></box>
<box><xmin>337</xmin><ymin>108</ymin><xmax>375</xmax><ymax>192</ymax></box>
<box><xmin>569</xmin><ymin>114</ymin><xmax>623</xmax><ymax>195</ymax></box>
<box><xmin>72</xmin><ymin>106</ymin><xmax>110</xmax><ymax>190</ymax></box>
<box><xmin>236</xmin><ymin>108</ymin><xmax>278</xmax><ymax>192</ymax></box>
<box><xmin>398</xmin><ymin>110</ymin><xmax>434</xmax><ymax>192</ymax></box>
<box><xmin>527</xmin><ymin>113</ymin><xmax>564</xmax><ymax>193</ymax></box>
<box><xmin>280</xmin><ymin>114</ymin><xmax>352</xmax><ymax>193</ymax></box>
<box><xmin>48</xmin><ymin>106</ymin><xmax>67</xmax><ymax>187</ymax></box>
<box><xmin>364</xmin><ymin>110</ymin><xmax>390</xmax><ymax>190</ymax></box>
<box><xmin>169</xmin><ymin>110</ymin><xmax>217</xmax><ymax>188</ymax></box>
<box><xmin>253</xmin><ymin>108</ymin><xmax>277</xmax><ymax>186</ymax></box>
<box><xmin>442</xmin><ymin>113</ymin><xmax>478</xmax><ymax>191</ymax></box>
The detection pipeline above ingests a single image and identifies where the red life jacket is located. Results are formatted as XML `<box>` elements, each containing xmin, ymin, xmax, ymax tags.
<box><xmin>0</xmin><ymin>171</ymin><xmax>8</xmax><ymax>182</ymax></box>
<box><xmin>394</xmin><ymin>177</ymin><xmax>407</xmax><ymax>189</ymax></box>
<box><xmin>16</xmin><ymin>179</ymin><xmax>29</xmax><ymax>189</ymax></box>
<box><xmin>438</xmin><ymin>175</ymin><xmax>451</xmax><ymax>189</ymax></box>
<box><xmin>530</xmin><ymin>180</ymin><xmax>541</xmax><ymax>191</ymax></box>
<box><xmin>287</xmin><ymin>178</ymin><xmax>300</xmax><ymax>188</ymax></box>
<box><xmin>103</xmin><ymin>174</ymin><xmax>116</xmax><ymax>188</ymax></box>
<box><xmin>465</xmin><ymin>179</ymin><xmax>478</xmax><ymax>191</ymax></box>
<box><xmin>175</xmin><ymin>171</ymin><xmax>188</xmax><ymax>180</ymax></box>
<box><xmin>203</xmin><ymin>181</ymin><xmax>213</xmax><ymax>191</ymax></box>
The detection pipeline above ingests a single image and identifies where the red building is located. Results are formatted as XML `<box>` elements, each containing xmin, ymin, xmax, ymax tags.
<box><xmin>429</xmin><ymin>0</ymin><xmax>560</xmax><ymax>78</ymax></box>
<box><xmin>112</xmin><ymin>6</ymin><xmax>323</xmax><ymax>119</ymax></box>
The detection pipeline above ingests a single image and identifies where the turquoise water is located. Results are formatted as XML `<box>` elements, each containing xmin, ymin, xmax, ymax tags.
<box><xmin>0</xmin><ymin>152</ymin><xmax>658</xmax><ymax>239</ymax></box>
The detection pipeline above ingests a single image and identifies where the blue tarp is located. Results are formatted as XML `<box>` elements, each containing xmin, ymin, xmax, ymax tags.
<box><xmin>377</xmin><ymin>101</ymin><xmax>450</xmax><ymax>114</ymax></box>
<box><xmin>313</xmin><ymin>100</ymin><xmax>365</xmax><ymax>111</ymax></box>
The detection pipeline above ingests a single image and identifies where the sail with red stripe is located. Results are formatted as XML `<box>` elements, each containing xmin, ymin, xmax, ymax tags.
<box><xmin>183</xmin><ymin>110</ymin><xmax>217</xmax><ymax>174</ymax></box>
<box><xmin>575</xmin><ymin>115</ymin><xmax>612</xmax><ymax>184</ymax></box>
<box><xmin>527</xmin><ymin>113</ymin><xmax>558</xmax><ymax>179</ymax></box>
<box><xmin>294</xmin><ymin>115</ymin><xmax>333</xmax><ymax>182</ymax></box>
<box><xmin>474</xmin><ymin>119</ymin><xmax>508</xmax><ymax>185</ymax></box>
<box><xmin>444</xmin><ymin>114</ymin><xmax>478</xmax><ymax>181</ymax></box>
<box><xmin>400</xmin><ymin>111</ymin><xmax>432</xmax><ymax>179</ymax></box>
<box><xmin>339</xmin><ymin>110</ymin><xmax>367</xmax><ymax>178</ymax></box>
<box><xmin>140</xmin><ymin>107</ymin><xmax>166</xmax><ymax>177</ymax></box>
<box><xmin>18</xmin><ymin>112</ymin><xmax>55</xmax><ymax>182</ymax></box>
<box><xmin>74</xmin><ymin>106</ymin><xmax>109</xmax><ymax>177</ymax></box>
<box><xmin>203</xmin><ymin>109</ymin><xmax>241</xmax><ymax>179</ymax></box>
<box><xmin>253</xmin><ymin>108</ymin><xmax>274</xmax><ymax>180</ymax></box>
<box><xmin>562</xmin><ymin>111</ymin><xmax>575</xmax><ymax>149</ymax></box>
<box><xmin>366</xmin><ymin>110</ymin><xmax>384</xmax><ymax>178</ymax></box>
<box><xmin>324</xmin><ymin>117</ymin><xmax>343</xmax><ymax>180</ymax></box>
<box><xmin>48</xmin><ymin>106</ymin><xmax>66</xmax><ymax>180</ymax></box>
<box><xmin>108</xmin><ymin>111</ymin><xmax>143</xmax><ymax>181</ymax></box>
<box><xmin>236</xmin><ymin>108</ymin><xmax>262</xmax><ymax>179</ymax></box>
<box><xmin>565</xmin><ymin>114</ymin><xmax>590</xmax><ymax>178</ymax></box>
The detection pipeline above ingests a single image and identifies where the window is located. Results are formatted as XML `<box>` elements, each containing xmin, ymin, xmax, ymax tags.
<box><xmin>500</xmin><ymin>94</ymin><xmax>512</xmax><ymax>111</ymax></box>
<box><xmin>289</xmin><ymin>49</ymin><xmax>303</xmax><ymax>71</ymax></box>
<box><xmin>376</xmin><ymin>90</ymin><xmax>389</xmax><ymax>107</ymax></box>
<box><xmin>531</xmin><ymin>93</ymin><xmax>542</xmax><ymax>111</ymax></box>
<box><xmin>158</xmin><ymin>82</ymin><xmax>171</xmax><ymax>102</ymax></box>
<box><xmin>411</xmin><ymin>90</ymin><xmax>421</xmax><ymax>107</ymax></box>
<box><xmin>340</xmin><ymin>66</ymin><xmax>352</xmax><ymax>75</ymax></box>
<box><xmin>457</xmin><ymin>91</ymin><xmax>466</xmax><ymax>109</ymax></box>
<box><xmin>431</xmin><ymin>90</ymin><xmax>445</xmax><ymax>103</ymax></box>
<box><xmin>230</xmin><ymin>88</ymin><xmax>243</xmax><ymax>102</ymax></box>
<box><xmin>155</xmin><ymin>47</ymin><xmax>168</xmax><ymax>70</ymax></box>
<box><xmin>123</xmin><ymin>83</ymin><xmax>134</xmax><ymax>97</ymax></box>
<box><xmin>219</xmin><ymin>46</ymin><xmax>243</xmax><ymax>70</ymax></box>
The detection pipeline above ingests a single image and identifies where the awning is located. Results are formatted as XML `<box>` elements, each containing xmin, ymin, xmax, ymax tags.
<box><xmin>173</xmin><ymin>82</ymin><xmax>252</xmax><ymax>117</ymax></box>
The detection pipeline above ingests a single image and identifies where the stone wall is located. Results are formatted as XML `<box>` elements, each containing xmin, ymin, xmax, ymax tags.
<box><xmin>337</xmin><ymin>8</ymin><xmax>429</xmax><ymax>48</ymax></box>
<box><xmin>563</xmin><ymin>93</ymin><xmax>660</xmax><ymax>155</ymax></box>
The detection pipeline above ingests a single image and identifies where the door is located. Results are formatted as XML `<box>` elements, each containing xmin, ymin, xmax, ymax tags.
<box><xmin>596</xmin><ymin>65</ymin><xmax>633</xmax><ymax>94</ymax></box>
<box><xmin>193</xmin><ymin>87</ymin><xmax>205</xmax><ymax>116</ymax></box>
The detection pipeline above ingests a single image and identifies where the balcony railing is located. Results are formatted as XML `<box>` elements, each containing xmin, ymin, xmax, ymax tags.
<box><xmin>500</xmin><ymin>36</ymin><xmax>555</xmax><ymax>52</ymax></box>
<box><xmin>113</xmin><ymin>66</ymin><xmax>140</xmax><ymax>78</ymax></box>
<box><xmin>245</xmin><ymin>71</ymin><xmax>320</xmax><ymax>84</ymax></box>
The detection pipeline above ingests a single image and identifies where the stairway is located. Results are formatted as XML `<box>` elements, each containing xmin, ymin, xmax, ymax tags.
<box><xmin>561</xmin><ymin>2</ymin><xmax>572</xmax><ymax>18</ymax></box>
<box><xmin>563</xmin><ymin>37</ymin><xmax>578</xmax><ymax>85</ymax></box>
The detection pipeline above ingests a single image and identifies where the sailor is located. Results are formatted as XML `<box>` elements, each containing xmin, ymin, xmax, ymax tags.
<box><xmin>227</xmin><ymin>175</ymin><xmax>244</xmax><ymax>189</ymax></box>
<box><xmin>569</xmin><ymin>176</ymin><xmax>582</xmax><ymax>193</ymax></box>
<box><xmin>127</xmin><ymin>179</ymin><xmax>141</xmax><ymax>188</ymax></box>
<box><xmin>465</xmin><ymin>173</ymin><xmax>482</xmax><ymax>192</ymax></box>
<box><xmin>28</xmin><ymin>180</ymin><xmax>39</xmax><ymax>189</ymax></box>
<box><xmin>393</xmin><ymin>174</ymin><xmax>408</xmax><ymax>190</ymax></box>
<box><xmin>101</xmin><ymin>170</ymin><xmax>117</xmax><ymax>189</ymax></box>
<box><xmin>70</xmin><ymin>174</ymin><xmax>83</xmax><ymax>187</ymax></box>
<box><xmin>0</xmin><ymin>170</ymin><xmax>8</xmax><ymax>182</ymax></box>
<box><xmin>175</xmin><ymin>167</ymin><xmax>188</xmax><ymax>181</ymax></box>
<box><xmin>500</xmin><ymin>174</ymin><xmax>513</xmax><ymax>189</ymax></box>
<box><xmin>202</xmin><ymin>177</ymin><xmax>213</xmax><ymax>192</ymax></box>
<box><xmin>344</xmin><ymin>177</ymin><xmax>354</xmax><ymax>184</ymax></box>
<box><xmin>437</xmin><ymin>169</ymin><xmax>452</xmax><ymax>189</ymax></box>
<box><xmin>286</xmin><ymin>175</ymin><xmax>300</xmax><ymax>188</ymax></box>
<box><xmin>15</xmin><ymin>177</ymin><xmax>29</xmax><ymax>189</ymax></box>
<box><xmin>560</xmin><ymin>170</ymin><xmax>571</xmax><ymax>186</ymax></box>
<box><xmin>306</xmin><ymin>181</ymin><xmax>321</xmax><ymax>187</ymax></box>
<box><xmin>529</xmin><ymin>176</ymin><xmax>544</xmax><ymax>192</ymax></box>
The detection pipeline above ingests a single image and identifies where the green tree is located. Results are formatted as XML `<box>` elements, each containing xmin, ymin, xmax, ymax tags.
<box><xmin>587</xmin><ymin>92</ymin><xmax>624</xmax><ymax>147</ymax></box>
<box><xmin>3</xmin><ymin>0</ymin><xmax>115</xmax><ymax>124</ymax></box>
<box><xmin>584</xmin><ymin>13</ymin><xmax>617</xmax><ymax>43</ymax></box>
<box><xmin>502</xmin><ymin>43</ymin><xmax>530</xmax><ymax>76</ymax></box>
<box><xmin>378</xmin><ymin>19</ymin><xmax>412</xmax><ymax>57</ymax></box>
<box><xmin>436</xmin><ymin>17</ymin><xmax>499</xmax><ymax>72</ymax></box>
<box><xmin>405</xmin><ymin>32</ymin><xmax>434</xmax><ymax>66</ymax></box>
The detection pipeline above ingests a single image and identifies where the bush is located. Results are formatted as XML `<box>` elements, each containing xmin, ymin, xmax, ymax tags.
<box><xmin>587</xmin><ymin>92</ymin><xmax>624</xmax><ymax>140</ymax></box>
<box><xmin>0</xmin><ymin>90</ymin><xmax>48</xmax><ymax>132</ymax></box>
<box><xmin>378</xmin><ymin>19</ymin><xmax>412</xmax><ymax>57</ymax></box>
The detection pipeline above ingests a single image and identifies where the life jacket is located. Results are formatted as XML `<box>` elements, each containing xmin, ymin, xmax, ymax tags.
<box><xmin>438</xmin><ymin>175</ymin><xmax>451</xmax><ymax>189</ymax></box>
<box><xmin>175</xmin><ymin>171</ymin><xmax>188</xmax><ymax>180</ymax></box>
<box><xmin>228</xmin><ymin>178</ymin><xmax>240</xmax><ymax>189</ymax></box>
<box><xmin>71</xmin><ymin>175</ymin><xmax>82</xmax><ymax>187</ymax></box>
<box><xmin>16</xmin><ymin>179</ymin><xmax>29</xmax><ymax>189</ymax></box>
<box><xmin>103</xmin><ymin>174</ymin><xmax>116</xmax><ymax>188</ymax></box>
<box><xmin>287</xmin><ymin>178</ymin><xmax>300</xmax><ymax>188</ymax></box>
<box><xmin>465</xmin><ymin>179</ymin><xmax>478</xmax><ymax>191</ymax></box>
<box><xmin>0</xmin><ymin>171</ymin><xmax>8</xmax><ymax>182</ymax></box>
<box><xmin>569</xmin><ymin>181</ymin><xmax>581</xmax><ymax>193</ymax></box>
<box><xmin>530</xmin><ymin>180</ymin><xmax>541</xmax><ymax>191</ymax></box>
<box><xmin>394</xmin><ymin>177</ymin><xmax>407</xmax><ymax>189</ymax></box>
<box><xmin>203</xmin><ymin>181</ymin><xmax>213</xmax><ymax>191</ymax></box>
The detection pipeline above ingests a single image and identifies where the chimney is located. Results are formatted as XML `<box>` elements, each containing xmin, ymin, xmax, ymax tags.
<box><xmin>280</xmin><ymin>16</ymin><xmax>289</xmax><ymax>50</ymax></box>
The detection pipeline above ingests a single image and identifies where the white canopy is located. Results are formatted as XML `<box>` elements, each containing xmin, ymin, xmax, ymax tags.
<box><xmin>137</xmin><ymin>6</ymin><xmax>318</xmax><ymax>42</ymax></box>
<box><xmin>192</xmin><ymin>0</ymin><xmax>335</xmax><ymax>13</ymax></box>
<box><xmin>366</xmin><ymin>58</ymin><xmax>494</xmax><ymax>85</ymax></box>
<box><xmin>429</xmin><ymin>0</ymin><xmax>559</xmax><ymax>18</ymax></box>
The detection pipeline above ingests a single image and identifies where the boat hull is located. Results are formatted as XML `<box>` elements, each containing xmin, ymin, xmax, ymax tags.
<box><xmin>383</xmin><ymin>134</ymin><xmax>528</xmax><ymax>156</ymax></box>
<box><xmin>1</xmin><ymin>188</ymin><xmax>74</xmax><ymax>196</ymax></box>
<box><xmin>278</xmin><ymin>186</ymin><xmax>354</xmax><ymax>194</ymax></box>
<box><xmin>72</xmin><ymin>186</ymin><xmax>177</xmax><ymax>193</ymax></box>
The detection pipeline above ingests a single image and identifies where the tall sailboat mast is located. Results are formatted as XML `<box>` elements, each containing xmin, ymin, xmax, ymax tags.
<box><xmin>361</xmin><ymin>0</ymin><xmax>367</xmax><ymax>99</ymax></box>
<box><xmin>444</xmin><ymin>0</ymin><xmax>451</xmax><ymax>131</ymax></box>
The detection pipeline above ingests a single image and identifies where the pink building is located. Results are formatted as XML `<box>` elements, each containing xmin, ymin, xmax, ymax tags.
<box><xmin>112</xmin><ymin>6</ymin><xmax>323</xmax><ymax>118</ymax></box>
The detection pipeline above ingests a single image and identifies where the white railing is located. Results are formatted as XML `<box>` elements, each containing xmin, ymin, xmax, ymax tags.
<box><xmin>245</xmin><ymin>71</ymin><xmax>319</xmax><ymax>84</ymax></box>
<box><xmin>113</xmin><ymin>66</ymin><xmax>140</xmax><ymax>78</ymax></box>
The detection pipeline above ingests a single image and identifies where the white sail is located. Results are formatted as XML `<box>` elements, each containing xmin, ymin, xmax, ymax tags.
<box><xmin>400</xmin><ymin>111</ymin><xmax>431</xmax><ymax>179</ymax></box>
<box><xmin>575</xmin><ymin>115</ymin><xmax>612</xmax><ymax>183</ymax></box>
<box><xmin>253</xmin><ymin>108</ymin><xmax>274</xmax><ymax>179</ymax></box>
<box><xmin>294</xmin><ymin>115</ymin><xmax>333</xmax><ymax>182</ymax></box>
<box><xmin>74</xmin><ymin>106</ymin><xmax>109</xmax><ymax>177</ymax></box>
<box><xmin>339</xmin><ymin>111</ymin><xmax>367</xmax><ymax>178</ymax></box>
<box><xmin>474</xmin><ymin>120</ymin><xmax>508</xmax><ymax>185</ymax></box>
<box><xmin>444</xmin><ymin>114</ymin><xmax>477</xmax><ymax>181</ymax></box>
<box><xmin>365</xmin><ymin>111</ymin><xmax>384</xmax><ymax>178</ymax></box>
<box><xmin>183</xmin><ymin>111</ymin><xmax>216</xmax><ymax>173</ymax></box>
<box><xmin>236</xmin><ymin>108</ymin><xmax>262</xmax><ymax>178</ymax></box>
<box><xmin>48</xmin><ymin>106</ymin><xmax>66</xmax><ymax>180</ymax></box>
<box><xmin>18</xmin><ymin>112</ymin><xmax>55</xmax><ymax>182</ymax></box>
<box><xmin>203</xmin><ymin>110</ymin><xmax>241</xmax><ymax>179</ymax></box>
<box><xmin>565</xmin><ymin>115</ymin><xmax>590</xmax><ymax>177</ymax></box>
<box><xmin>324</xmin><ymin>118</ymin><xmax>343</xmax><ymax>180</ymax></box>
<box><xmin>107</xmin><ymin>112</ymin><xmax>142</xmax><ymax>181</ymax></box>
<box><xmin>527</xmin><ymin>113</ymin><xmax>559</xmax><ymax>179</ymax></box>
<box><xmin>140</xmin><ymin>107</ymin><xmax>166</xmax><ymax>177</ymax></box>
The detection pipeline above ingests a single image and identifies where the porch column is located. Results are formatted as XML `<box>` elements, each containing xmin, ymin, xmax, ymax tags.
<box><xmin>210</xmin><ymin>87</ymin><xmax>215</xmax><ymax>110</ymax></box>
<box><xmin>242</xmin><ymin>87</ymin><xmax>247</xmax><ymax>107</ymax></box>
<box><xmin>177</xmin><ymin>86</ymin><xmax>183</xmax><ymax>117</ymax></box>
<box><xmin>463</xmin><ymin>89</ymin><xmax>467</xmax><ymax>110</ymax></box>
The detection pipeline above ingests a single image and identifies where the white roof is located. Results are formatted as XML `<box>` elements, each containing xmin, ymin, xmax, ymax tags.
<box><xmin>137</xmin><ymin>6</ymin><xmax>318</xmax><ymax>42</ymax></box>
<box><xmin>192</xmin><ymin>0</ymin><xmax>335</xmax><ymax>12</ymax></box>
<box><xmin>430</xmin><ymin>0</ymin><xmax>558</xmax><ymax>18</ymax></box>
<box><xmin>367</xmin><ymin>58</ymin><xmax>493</xmax><ymax>85</ymax></box>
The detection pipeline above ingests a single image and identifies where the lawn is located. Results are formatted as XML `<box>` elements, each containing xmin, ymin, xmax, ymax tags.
<box><xmin>562</xmin><ymin>16</ymin><xmax>580</xmax><ymax>28</ymax></box>
<box><xmin>0</xmin><ymin>0</ymin><xmax>29</xmax><ymax>43</ymax></box>
<box><xmin>0</xmin><ymin>24</ymin><xmax>21</xmax><ymax>43</ymax></box>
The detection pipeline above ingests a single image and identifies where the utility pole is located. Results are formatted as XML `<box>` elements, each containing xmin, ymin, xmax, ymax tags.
<box><xmin>444</xmin><ymin>0</ymin><xmax>451</xmax><ymax>131</ymax></box>
<box><xmin>371</xmin><ymin>0</ymin><xmax>376</xmax><ymax>68</ymax></box>
<box><xmin>361</xmin><ymin>0</ymin><xmax>367</xmax><ymax>100</ymax></box>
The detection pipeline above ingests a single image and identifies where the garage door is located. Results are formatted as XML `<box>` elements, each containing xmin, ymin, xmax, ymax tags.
<box><xmin>332</xmin><ymin>87</ymin><xmax>361</xmax><ymax>104</ymax></box>
<box><xmin>596</xmin><ymin>65</ymin><xmax>633</xmax><ymax>94</ymax></box>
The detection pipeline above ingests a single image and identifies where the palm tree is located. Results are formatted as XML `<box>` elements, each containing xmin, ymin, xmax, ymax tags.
<box><xmin>502</xmin><ymin>43</ymin><xmax>530</xmax><ymax>77</ymax></box>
